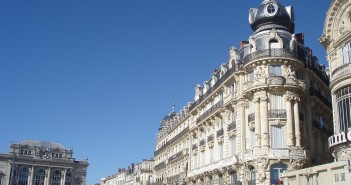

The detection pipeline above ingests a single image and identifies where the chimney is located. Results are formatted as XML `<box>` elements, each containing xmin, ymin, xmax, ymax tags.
<box><xmin>240</xmin><ymin>41</ymin><xmax>249</xmax><ymax>48</ymax></box>
<box><xmin>295</xmin><ymin>33</ymin><xmax>304</xmax><ymax>45</ymax></box>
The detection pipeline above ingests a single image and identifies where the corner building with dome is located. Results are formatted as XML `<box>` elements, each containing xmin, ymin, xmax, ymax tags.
<box><xmin>153</xmin><ymin>0</ymin><xmax>333</xmax><ymax>185</ymax></box>
<box><xmin>0</xmin><ymin>140</ymin><xmax>89</xmax><ymax>185</ymax></box>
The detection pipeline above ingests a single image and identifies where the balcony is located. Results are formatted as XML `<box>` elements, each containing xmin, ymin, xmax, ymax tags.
<box><xmin>268</xmin><ymin>109</ymin><xmax>287</xmax><ymax>119</ymax></box>
<box><xmin>167</xmin><ymin>174</ymin><xmax>181</xmax><ymax>183</ymax></box>
<box><xmin>168</xmin><ymin>151</ymin><xmax>184</xmax><ymax>164</ymax></box>
<box><xmin>189</xmin><ymin>67</ymin><xmax>236</xmax><ymax>112</ymax></box>
<box><xmin>154</xmin><ymin>161</ymin><xmax>166</xmax><ymax>171</ymax></box>
<box><xmin>309</xmin><ymin>88</ymin><xmax>332</xmax><ymax>108</ymax></box>
<box><xmin>199</xmin><ymin>139</ymin><xmax>205</xmax><ymax>146</ymax></box>
<box><xmin>244</xmin><ymin>148</ymin><xmax>308</xmax><ymax>162</ymax></box>
<box><xmin>244</xmin><ymin>76</ymin><xmax>307</xmax><ymax>92</ymax></box>
<box><xmin>207</xmin><ymin>134</ymin><xmax>214</xmax><ymax>143</ymax></box>
<box><xmin>196</xmin><ymin>101</ymin><xmax>223</xmax><ymax>124</ymax></box>
<box><xmin>216</xmin><ymin>129</ymin><xmax>224</xmax><ymax>138</ymax></box>
<box><xmin>243</xmin><ymin>49</ymin><xmax>305</xmax><ymax>64</ymax></box>
<box><xmin>224</xmin><ymin>92</ymin><xmax>237</xmax><ymax>105</ymax></box>
<box><xmin>187</xmin><ymin>155</ymin><xmax>238</xmax><ymax>178</ymax></box>
<box><xmin>248</xmin><ymin>113</ymin><xmax>255</xmax><ymax>123</ymax></box>
<box><xmin>227</xmin><ymin>122</ymin><xmax>236</xmax><ymax>132</ymax></box>
<box><xmin>331</xmin><ymin>63</ymin><xmax>351</xmax><ymax>82</ymax></box>
<box><xmin>192</xmin><ymin>144</ymin><xmax>198</xmax><ymax>151</ymax></box>
<box><xmin>154</xmin><ymin>127</ymin><xmax>189</xmax><ymax>156</ymax></box>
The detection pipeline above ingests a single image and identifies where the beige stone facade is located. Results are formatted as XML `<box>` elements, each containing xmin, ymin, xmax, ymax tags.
<box><xmin>101</xmin><ymin>160</ymin><xmax>154</xmax><ymax>185</ymax></box>
<box><xmin>153</xmin><ymin>1</ymin><xmax>333</xmax><ymax>185</ymax></box>
<box><xmin>0</xmin><ymin>140</ymin><xmax>88</xmax><ymax>185</ymax></box>
<box><xmin>320</xmin><ymin>0</ymin><xmax>351</xmax><ymax>162</ymax></box>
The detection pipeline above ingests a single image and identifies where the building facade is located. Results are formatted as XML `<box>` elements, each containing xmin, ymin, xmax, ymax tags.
<box><xmin>320</xmin><ymin>0</ymin><xmax>351</xmax><ymax>161</ymax></box>
<box><xmin>153</xmin><ymin>0</ymin><xmax>333</xmax><ymax>185</ymax></box>
<box><xmin>0</xmin><ymin>140</ymin><xmax>88</xmax><ymax>185</ymax></box>
<box><xmin>101</xmin><ymin>159</ymin><xmax>154</xmax><ymax>185</ymax></box>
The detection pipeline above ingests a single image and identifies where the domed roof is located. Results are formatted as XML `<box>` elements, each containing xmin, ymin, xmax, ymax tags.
<box><xmin>249</xmin><ymin>0</ymin><xmax>294</xmax><ymax>33</ymax></box>
<box><xmin>18</xmin><ymin>140</ymin><xmax>66</xmax><ymax>150</ymax></box>
<box><xmin>160</xmin><ymin>111</ymin><xmax>176</xmax><ymax>128</ymax></box>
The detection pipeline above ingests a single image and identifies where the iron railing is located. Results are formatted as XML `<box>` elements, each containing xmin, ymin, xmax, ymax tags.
<box><xmin>217</xmin><ymin>129</ymin><xmax>224</xmax><ymax>137</ymax></box>
<box><xmin>199</xmin><ymin>139</ymin><xmax>205</xmax><ymax>146</ymax></box>
<box><xmin>196</xmin><ymin>101</ymin><xmax>223</xmax><ymax>124</ymax></box>
<box><xmin>227</xmin><ymin>122</ymin><xmax>236</xmax><ymax>132</ymax></box>
<box><xmin>168</xmin><ymin>151</ymin><xmax>183</xmax><ymax>164</ymax></box>
<box><xmin>192</xmin><ymin>144</ymin><xmax>198</xmax><ymax>150</ymax></box>
<box><xmin>207</xmin><ymin>134</ymin><xmax>214</xmax><ymax>142</ymax></box>
<box><xmin>243</xmin><ymin>49</ymin><xmax>305</xmax><ymax>64</ymax></box>
<box><xmin>248</xmin><ymin>113</ymin><xmax>255</xmax><ymax>123</ymax></box>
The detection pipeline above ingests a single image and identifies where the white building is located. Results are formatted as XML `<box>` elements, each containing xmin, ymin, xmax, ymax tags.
<box><xmin>0</xmin><ymin>140</ymin><xmax>88</xmax><ymax>185</ymax></box>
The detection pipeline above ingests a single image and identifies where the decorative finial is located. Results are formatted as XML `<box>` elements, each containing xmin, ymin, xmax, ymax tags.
<box><xmin>172</xmin><ymin>95</ymin><xmax>175</xmax><ymax>113</ymax></box>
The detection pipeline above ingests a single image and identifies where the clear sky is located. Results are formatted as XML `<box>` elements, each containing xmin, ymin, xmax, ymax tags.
<box><xmin>0</xmin><ymin>0</ymin><xmax>331</xmax><ymax>184</ymax></box>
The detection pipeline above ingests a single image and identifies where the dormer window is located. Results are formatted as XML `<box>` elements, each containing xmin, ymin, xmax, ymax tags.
<box><xmin>266</xmin><ymin>3</ymin><xmax>278</xmax><ymax>16</ymax></box>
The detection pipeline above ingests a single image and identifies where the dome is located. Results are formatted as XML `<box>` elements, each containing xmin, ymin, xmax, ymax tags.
<box><xmin>249</xmin><ymin>0</ymin><xmax>294</xmax><ymax>33</ymax></box>
<box><xmin>18</xmin><ymin>140</ymin><xmax>66</xmax><ymax>150</ymax></box>
<box><xmin>159</xmin><ymin>111</ymin><xmax>176</xmax><ymax>128</ymax></box>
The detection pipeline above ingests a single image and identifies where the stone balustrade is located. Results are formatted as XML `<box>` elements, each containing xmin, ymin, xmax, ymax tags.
<box><xmin>187</xmin><ymin>155</ymin><xmax>238</xmax><ymax>177</ymax></box>
<box><xmin>244</xmin><ymin>148</ymin><xmax>308</xmax><ymax>162</ymax></box>
<box><xmin>331</xmin><ymin>63</ymin><xmax>351</xmax><ymax>81</ymax></box>
<box><xmin>243</xmin><ymin>76</ymin><xmax>307</xmax><ymax>92</ymax></box>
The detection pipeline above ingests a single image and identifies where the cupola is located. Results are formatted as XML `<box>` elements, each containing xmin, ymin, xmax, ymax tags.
<box><xmin>249</xmin><ymin>0</ymin><xmax>295</xmax><ymax>33</ymax></box>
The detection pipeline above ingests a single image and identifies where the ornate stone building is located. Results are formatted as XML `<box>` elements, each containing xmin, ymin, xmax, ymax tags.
<box><xmin>0</xmin><ymin>140</ymin><xmax>88</xmax><ymax>185</ymax></box>
<box><xmin>101</xmin><ymin>160</ymin><xmax>154</xmax><ymax>185</ymax></box>
<box><xmin>153</xmin><ymin>104</ymin><xmax>190</xmax><ymax>185</ymax></box>
<box><xmin>153</xmin><ymin>0</ymin><xmax>333</xmax><ymax>185</ymax></box>
<box><xmin>320</xmin><ymin>0</ymin><xmax>351</xmax><ymax>161</ymax></box>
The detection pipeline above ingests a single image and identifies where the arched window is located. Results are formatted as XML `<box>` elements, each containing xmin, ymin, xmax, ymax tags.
<box><xmin>51</xmin><ymin>170</ymin><xmax>61</xmax><ymax>185</ymax></box>
<box><xmin>270</xmin><ymin>164</ymin><xmax>287</xmax><ymax>185</ymax></box>
<box><xmin>269</xmin><ymin>39</ymin><xmax>280</xmax><ymax>49</ymax></box>
<box><xmin>34</xmin><ymin>169</ymin><xmax>45</xmax><ymax>185</ymax></box>
<box><xmin>209</xmin><ymin>176</ymin><xmax>213</xmax><ymax>185</ymax></box>
<box><xmin>18</xmin><ymin>167</ymin><xmax>29</xmax><ymax>185</ymax></box>
<box><xmin>336</xmin><ymin>86</ymin><xmax>351</xmax><ymax>132</ymax></box>
<box><xmin>248</xmin><ymin>167</ymin><xmax>256</xmax><ymax>185</ymax></box>
<box><xmin>341</xmin><ymin>41</ymin><xmax>351</xmax><ymax>65</ymax></box>
<box><xmin>230</xmin><ymin>171</ymin><xmax>240</xmax><ymax>185</ymax></box>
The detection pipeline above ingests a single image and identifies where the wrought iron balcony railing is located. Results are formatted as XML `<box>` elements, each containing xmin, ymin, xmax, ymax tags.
<box><xmin>243</xmin><ymin>49</ymin><xmax>304</xmax><ymax>64</ymax></box>
<box><xmin>217</xmin><ymin>129</ymin><xmax>224</xmax><ymax>137</ymax></box>
<box><xmin>227</xmin><ymin>122</ymin><xmax>236</xmax><ymax>132</ymax></box>
<box><xmin>207</xmin><ymin>134</ymin><xmax>214</xmax><ymax>142</ymax></box>
<box><xmin>199</xmin><ymin>139</ymin><xmax>205</xmax><ymax>146</ymax></box>
<box><xmin>248</xmin><ymin>113</ymin><xmax>255</xmax><ymax>123</ymax></box>
<box><xmin>196</xmin><ymin>101</ymin><xmax>223</xmax><ymax>124</ymax></box>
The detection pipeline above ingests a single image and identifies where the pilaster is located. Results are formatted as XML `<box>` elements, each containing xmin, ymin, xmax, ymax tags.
<box><xmin>254</xmin><ymin>96</ymin><xmax>261</xmax><ymax>147</ymax></box>
<box><xmin>286</xmin><ymin>96</ymin><xmax>294</xmax><ymax>147</ymax></box>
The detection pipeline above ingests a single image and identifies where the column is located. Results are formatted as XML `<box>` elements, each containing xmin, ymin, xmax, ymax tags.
<box><xmin>46</xmin><ymin>168</ymin><xmax>52</xmax><ymax>185</ymax></box>
<box><xmin>254</xmin><ymin>97</ymin><xmax>261</xmax><ymax>147</ymax></box>
<box><xmin>286</xmin><ymin>96</ymin><xmax>294</xmax><ymax>147</ymax></box>
<box><xmin>29</xmin><ymin>166</ymin><xmax>35</xmax><ymax>185</ymax></box>
<box><xmin>260</xmin><ymin>96</ymin><xmax>269</xmax><ymax>147</ymax></box>
<box><xmin>62</xmin><ymin>169</ymin><xmax>67</xmax><ymax>185</ymax></box>
<box><xmin>294</xmin><ymin>98</ymin><xmax>301</xmax><ymax>147</ymax></box>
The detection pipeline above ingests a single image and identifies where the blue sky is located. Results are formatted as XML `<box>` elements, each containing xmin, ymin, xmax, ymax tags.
<box><xmin>0</xmin><ymin>0</ymin><xmax>331</xmax><ymax>184</ymax></box>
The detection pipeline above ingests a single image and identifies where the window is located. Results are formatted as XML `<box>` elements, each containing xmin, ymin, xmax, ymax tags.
<box><xmin>210</xmin><ymin>148</ymin><xmax>214</xmax><ymax>163</ymax></box>
<box><xmin>231</xmin><ymin>137</ymin><xmax>237</xmax><ymax>156</ymax></box>
<box><xmin>269</xmin><ymin>40</ymin><xmax>280</xmax><ymax>49</ymax></box>
<box><xmin>248</xmin><ymin>168</ymin><xmax>256</xmax><ymax>185</ymax></box>
<box><xmin>270</xmin><ymin>164</ymin><xmax>287</xmax><ymax>185</ymax></box>
<box><xmin>251</xmin><ymin>130</ymin><xmax>256</xmax><ymax>149</ymax></box>
<box><xmin>268</xmin><ymin>65</ymin><xmax>281</xmax><ymax>76</ymax></box>
<box><xmin>266</xmin><ymin>3</ymin><xmax>277</xmax><ymax>16</ymax></box>
<box><xmin>271</xmin><ymin>126</ymin><xmax>286</xmax><ymax>148</ymax></box>
<box><xmin>269</xmin><ymin>94</ymin><xmax>285</xmax><ymax>110</ymax></box>
<box><xmin>219</xmin><ymin>175</ymin><xmax>223</xmax><ymax>185</ymax></box>
<box><xmin>341</xmin><ymin>42</ymin><xmax>351</xmax><ymax>64</ymax></box>
<box><xmin>18</xmin><ymin>167</ymin><xmax>29</xmax><ymax>185</ymax></box>
<box><xmin>34</xmin><ymin>168</ymin><xmax>45</xmax><ymax>185</ymax></box>
<box><xmin>51</xmin><ymin>170</ymin><xmax>61</xmax><ymax>185</ymax></box>
<box><xmin>249</xmin><ymin>71</ymin><xmax>254</xmax><ymax>81</ymax></box>
<box><xmin>336</xmin><ymin>86</ymin><xmax>351</xmax><ymax>132</ymax></box>
<box><xmin>231</xmin><ymin>82</ymin><xmax>237</xmax><ymax>93</ymax></box>
<box><xmin>230</xmin><ymin>171</ymin><xmax>240</xmax><ymax>185</ymax></box>
<box><xmin>219</xmin><ymin>144</ymin><xmax>224</xmax><ymax>160</ymax></box>
<box><xmin>201</xmin><ymin>152</ymin><xmax>205</xmax><ymax>166</ymax></box>
<box><xmin>209</xmin><ymin>177</ymin><xmax>213</xmax><ymax>185</ymax></box>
